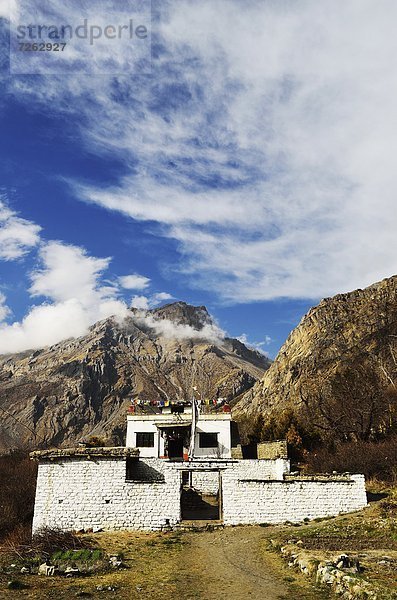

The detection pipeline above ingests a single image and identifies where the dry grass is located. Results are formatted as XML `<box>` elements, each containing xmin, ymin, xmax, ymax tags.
<box><xmin>268</xmin><ymin>487</ymin><xmax>397</xmax><ymax>597</ymax></box>
<box><xmin>0</xmin><ymin>529</ymin><xmax>187</xmax><ymax>599</ymax></box>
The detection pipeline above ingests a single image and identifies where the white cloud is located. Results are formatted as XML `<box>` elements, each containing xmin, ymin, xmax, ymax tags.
<box><xmin>0</xmin><ymin>241</ymin><xmax>128</xmax><ymax>354</ymax></box>
<box><xmin>7</xmin><ymin>0</ymin><xmax>151</xmax><ymax>75</ymax></box>
<box><xmin>30</xmin><ymin>241</ymin><xmax>110</xmax><ymax>303</ymax></box>
<box><xmin>69</xmin><ymin>0</ymin><xmax>397</xmax><ymax>300</ymax></box>
<box><xmin>0</xmin><ymin>0</ymin><xmax>18</xmax><ymax>20</ymax></box>
<box><xmin>130</xmin><ymin>291</ymin><xmax>174</xmax><ymax>310</ymax></box>
<box><xmin>7</xmin><ymin>1</ymin><xmax>397</xmax><ymax>300</ymax></box>
<box><xmin>0</xmin><ymin>200</ymin><xmax>41</xmax><ymax>260</ymax></box>
<box><xmin>130</xmin><ymin>295</ymin><xmax>149</xmax><ymax>310</ymax></box>
<box><xmin>237</xmin><ymin>333</ymin><xmax>271</xmax><ymax>356</ymax></box>
<box><xmin>131</xmin><ymin>310</ymin><xmax>225</xmax><ymax>344</ymax></box>
<box><xmin>0</xmin><ymin>292</ymin><xmax>11</xmax><ymax>322</ymax></box>
<box><xmin>151</xmin><ymin>292</ymin><xmax>173</xmax><ymax>303</ymax></box>
<box><xmin>119</xmin><ymin>273</ymin><xmax>150</xmax><ymax>290</ymax></box>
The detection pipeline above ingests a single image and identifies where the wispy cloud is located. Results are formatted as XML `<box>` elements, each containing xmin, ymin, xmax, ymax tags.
<box><xmin>0</xmin><ymin>199</ymin><xmax>41</xmax><ymax>260</ymax></box>
<box><xmin>237</xmin><ymin>333</ymin><xmax>271</xmax><ymax>357</ymax></box>
<box><xmin>0</xmin><ymin>292</ymin><xmax>11</xmax><ymax>322</ymax></box>
<box><xmin>130</xmin><ymin>291</ymin><xmax>174</xmax><ymax>310</ymax></box>
<box><xmin>4</xmin><ymin>0</ymin><xmax>397</xmax><ymax>301</ymax></box>
<box><xmin>0</xmin><ymin>1</ymin><xmax>18</xmax><ymax>20</ymax></box>
<box><xmin>7</xmin><ymin>0</ymin><xmax>151</xmax><ymax>75</ymax></box>
<box><xmin>119</xmin><ymin>273</ymin><xmax>150</xmax><ymax>290</ymax></box>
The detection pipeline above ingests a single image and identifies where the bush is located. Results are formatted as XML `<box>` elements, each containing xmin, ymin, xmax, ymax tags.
<box><xmin>31</xmin><ymin>528</ymin><xmax>95</xmax><ymax>555</ymax></box>
<box><xmin>2</xmin><ymin>526</ymin><xmax>96</xmax><ymax>560</ymax></box>
<box><xmin>304</xmin><ymin>436</ymin><xmax>397</xmax><ymax>481</ymax></box>
<box><xmin>0</xmin><ymin>451</ymin><xmax>37</xmax><ymax>541</ymax></box>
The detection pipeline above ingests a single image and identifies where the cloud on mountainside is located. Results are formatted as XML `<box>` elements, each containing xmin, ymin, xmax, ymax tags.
<box><xmin>131</xmin><ymin>309</ymin><xmax>225</xmax><ymax>344</ymax></box>
<box><xmin>0</xmin><ymin>199</ymin><xmax>179</xmax><ymax>353</ymax></box>
<box><xmin>0</xmin><ymin>240</ymin><xmax>129</xmax><ymax>353</ymax></box>
<box><xmin>0</xmin><ymin>201</ymin><xmax>221</xmax><ymax>353</ymax></box>
<box><xmin>236</xmin><ymin>333</ymin><xmax>271</xmax><ymax>357</ymax></box>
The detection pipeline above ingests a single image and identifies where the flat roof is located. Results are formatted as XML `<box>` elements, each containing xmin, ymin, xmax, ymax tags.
<box><xmin>30</xmin><ymin>447</ymin><xmax>139</xmax><ymax>461</ymax></box>
<box><xmin>127</xmin><ymin>413</ymin><xmax>231</xmax><ymax>422</ymax></box>
<box><xmin>156</xmin><ymin>422</ymin><xmax>191</xmax><ymax>429</ymax></box>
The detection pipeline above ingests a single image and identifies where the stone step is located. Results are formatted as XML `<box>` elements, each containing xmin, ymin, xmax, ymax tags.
<box><xmin>174</xmin><ymin>520</ymin><xmax>224</xmax><ymax>532</ymax></box>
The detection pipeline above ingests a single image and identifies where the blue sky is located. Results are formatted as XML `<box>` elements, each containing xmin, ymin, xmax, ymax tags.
<box><xmin>0</xmin><ymin>0</ymin><xmax>397</xmax><ymax>357</ymax></box>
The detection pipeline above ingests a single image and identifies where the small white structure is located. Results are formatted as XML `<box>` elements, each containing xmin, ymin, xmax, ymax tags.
<box><xmin>126</xmin><ymin>405</ymin><xmax>232</xmax><ymax>459</ymax></box>
<box><xmin>31</xmin><ymin>403</ymin><xmax>368</xmax><ymax>533</ymax></box>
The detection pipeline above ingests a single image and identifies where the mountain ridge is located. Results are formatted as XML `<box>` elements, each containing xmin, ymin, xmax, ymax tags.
<box><xmin>0</xmin><ymin>302</ymin><xmax>270</xmax><ymax>450</ymax></box>
<box><xmin>235</xmin><ymin>275</ymin><xmax>397</xmax><ymax>444</ymax></box>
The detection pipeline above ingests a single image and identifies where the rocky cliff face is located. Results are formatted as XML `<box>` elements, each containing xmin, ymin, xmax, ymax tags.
<box><xmin>0</xmin><ymin>302</ymin><xmax>270</xmax><ymax>450</ymax></box>
<box><xmin>235</xmin><ymin>276</ymin><xmax>397</xmax><ymax>443</ymax></box>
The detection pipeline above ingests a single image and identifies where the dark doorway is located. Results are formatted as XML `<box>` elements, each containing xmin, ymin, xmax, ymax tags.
<box><xmin>161</xmin><ymin>426</ymin><xmax>190</xmax><ymax>460</ymax></box>
<box><xmin>180</xmin><ymin>470</ymin><xmax>221</xmax><ymax>521</ymax></box>
<box><xmin>168</xmin><ymin>437</ymin><xmax>184</xmax><ymax>459</ymax></box>
<box><xmin>242</xmin><ymin>443</ymin><xmax>258</xmax><ymax>459</ymax></box>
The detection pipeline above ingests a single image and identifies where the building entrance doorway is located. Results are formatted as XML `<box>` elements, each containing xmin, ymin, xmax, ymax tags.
<box><xmin>168</xmin><ymin>437</ymin><xmax>184</xmax><ymax>459</ymax></box>
<box><xmin>160</xmin><ymin>425</ymin><xmax>190</xmax><ymax>460</ymax></box>
<box><xmin>180</xmin><ymin>470</ymin><xmax>221</xmax><ymax>521</ymax></box>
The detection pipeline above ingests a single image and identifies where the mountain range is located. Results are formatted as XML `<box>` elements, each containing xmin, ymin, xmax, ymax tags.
<box><xmin>0</xmin><ymin>302</ymin><xmax>270</xmax><ymax>450</ymax></box>
<box><xmin>2</xmin><ymin>275</ymin><xmax>397</xmax><ymax>452</ymax></box>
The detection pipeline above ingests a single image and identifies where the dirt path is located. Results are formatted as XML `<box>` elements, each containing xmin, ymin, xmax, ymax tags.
<box><xmin>177</xmin><ymin>526</ymin><xmax>290</xmax><ymax>600</ymax></box>
<box><xmin>1</xmin><ymin>526</ymin><xmax>330</xmax><ymax>599</ymax></box>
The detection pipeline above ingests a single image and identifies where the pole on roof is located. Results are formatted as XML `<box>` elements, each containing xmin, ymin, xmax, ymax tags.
<box><xmin>188</xmin><ymin>395</ymin><xmax>199</xmax><ymax>460</ymax></box>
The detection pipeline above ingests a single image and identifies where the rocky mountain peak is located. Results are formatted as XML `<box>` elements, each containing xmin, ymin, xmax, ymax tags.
<box><xmin>0</xmin><ymin>301</ymin><xmax>270</xmax><ymax>450</ymax></box>
<box><xmin>235</xmin><ymin>275</ymin><xmax>397</xmax><ymax>445</ymax></box>
<box><xmin>150</xmin><ymin>302</ymin><xmax>212</xmax><ymax>330</ymax></box>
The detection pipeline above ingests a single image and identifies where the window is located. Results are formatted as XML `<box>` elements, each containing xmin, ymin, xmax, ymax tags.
<box><xmin>136</xmin><ymin>432</ymin><xmax>155</xmax><ymax>447</ymax></box>
<box><xmin>198</xmin><ymin>432</ymin><xmax>218</xmax><ymax>448</ymax></box>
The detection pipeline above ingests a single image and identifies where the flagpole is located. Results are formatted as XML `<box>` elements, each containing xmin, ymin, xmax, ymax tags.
<box><xmin>188</xmin><ymin>391</ymin><xmax>199</xmax><ymax>460</ymax></box>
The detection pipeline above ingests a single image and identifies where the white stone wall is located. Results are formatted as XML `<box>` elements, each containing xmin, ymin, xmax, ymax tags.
<box><xmin>32</xmin><ymin>458</ymin><xmax>180</xmax><ymax>533</ymax></box>
<box><xmin>191</xmin><ymin>471</ymin><xmax>219</xmax><ymax>495</ymax></box>
<box><xmin>221</xmin><ymin>473</ymin><xmax>367</xmax><ymax>526</ymax></box>
<box><xmin>179</xmin><ymin>458</ymin><xmax>288</xmax><ymax>496</ymax></box>
<box><xmin>225</xmin><ymin>459</ymin><xmax>290</xmax><ymax>480</ymax></box>
<box><xmin>32</xmin><ymin>457</ymin><xmax>367</xmax><ymax>533</ymax></box>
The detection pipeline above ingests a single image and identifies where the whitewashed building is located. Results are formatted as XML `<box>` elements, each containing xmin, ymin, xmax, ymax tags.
<box><xmin>126</xmin><ymin>404</ymin><xmax>233</xmax><ymax>459</ymax></box>
<box><xmin>31</xmin><ymin>403</ymin><xmax>368</xmax><ymax>533</ymax></box>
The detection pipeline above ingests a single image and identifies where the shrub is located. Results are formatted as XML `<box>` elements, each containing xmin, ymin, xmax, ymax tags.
<box><xmin>32</xmin><ymin>528</ymin><xmax>95</xmax><ymax>556</ymax></box>
<box><xmin>304</xmin><ymin>436</ymin><xmax>397</xmax><ymax>481</ymax></box>
<box><xmin>2</xmin><ymin>526</ymin><xmax>96</xmax><ymax>560</ymax></box>
<box><xmin>86</xmin><ymin>436</ymin><xmax>107</xmax><ymax>447</ymax></box>
<box><xmin>0</xmin><ymin>451</ymin><xmax>37</xmax><ymax>541</ymax></box>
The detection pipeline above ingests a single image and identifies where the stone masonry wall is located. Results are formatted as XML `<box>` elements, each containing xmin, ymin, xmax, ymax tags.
<box><xmin>32</xmin><ymin>458</ymin><xmax>180</xmax><ymax>533</ymax></box>
<box><xmin>191</xmin><ymin>471</ymin><xmax>219</xmax><ymax>495</ymax></box>
<box><xmin>32</xmin><ymin>457</ymin><xmax>367</xmax><ymax>533</ymax></box>
<box><xmin>221</xmin><ymin>474</ymin><xmax>367</xmax><ymax>526</ymax></box>
<box><xmin>175</xmin><ymin>458</ymin><xmax>289</xmax><ymax>480</ymax></box>
<box><xmin>187</xmin><ymin>459</ymin><xmax>289</xmax><ymax>495</ymax></box>
<box><xmin>227</xmin><ymin>459</ymin><xmax>290</xmax><ymax>481</ymax></box>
